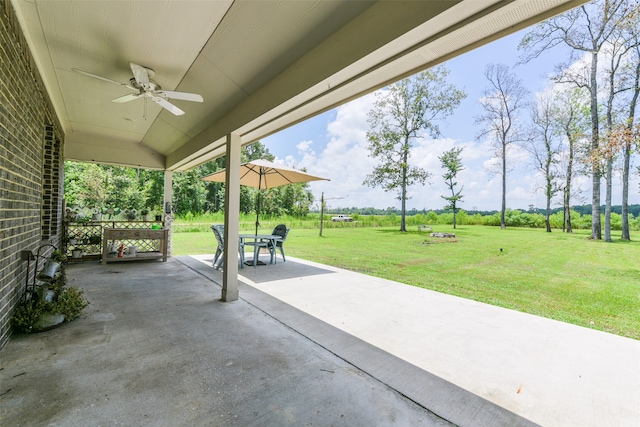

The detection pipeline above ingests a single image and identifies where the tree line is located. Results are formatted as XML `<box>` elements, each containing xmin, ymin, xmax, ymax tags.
<box><xmin>325</xmin><ymin>204</ymin><xmax>640</xmax><ymax>218</ymax></box>
<box><xmin>398</xmin><ymin>209</ymin><xmax>640</xmax><ymax>231</ymax></box>
<box><xmin>64</xmin><ymin>142</ymin><xmax>314</xmax><ymax>219</ymax></box>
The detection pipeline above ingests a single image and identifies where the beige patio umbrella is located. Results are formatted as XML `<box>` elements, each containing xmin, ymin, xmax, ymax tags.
<box><xmin>201</xmin><ymin>159</ymin><xmax>329</xmax><ymax>234</ymax></box>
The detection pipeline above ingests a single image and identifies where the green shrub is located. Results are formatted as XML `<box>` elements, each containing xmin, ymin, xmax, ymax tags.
<box><xmin>11</xmin><ymin>298</ymin><xmax>42</xmax><ymax>333</ymax></box>
<box><xmin>55</xmin><ymin>286</ymin><xmax>90</xmax><ymax>321</ymax></box>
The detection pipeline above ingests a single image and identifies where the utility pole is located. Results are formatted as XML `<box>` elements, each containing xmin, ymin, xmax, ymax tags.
<box><xmin>320</xmin><ymin>192</ymin><xmax>324</xmax><ymax>237</ymax></box>
<box><xmin>319</xmin><ymin>192</ymin><xmax>347</xmax><ymax>236</ymax></box>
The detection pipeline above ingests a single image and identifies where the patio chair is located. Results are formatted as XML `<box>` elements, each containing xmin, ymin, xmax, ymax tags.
<box><xmin>211</xmin><ymin>225</ymin><xmax>223</xmax><ymax>267</ymax></box>
<box><xmin>210</xmin><ymin>225</ymin><xmax>245</xmax><ymax>269</ymax></box>
<box><xmin>268</xmin><ymin>224</ymin><xmax>290</xmax><ymax>262</ymax></box>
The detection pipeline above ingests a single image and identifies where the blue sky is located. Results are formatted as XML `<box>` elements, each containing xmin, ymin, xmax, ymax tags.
<box><xmin>262</xmin><ymin>29</ymin><xmax>640</xmax><ymax>212</ymax></box>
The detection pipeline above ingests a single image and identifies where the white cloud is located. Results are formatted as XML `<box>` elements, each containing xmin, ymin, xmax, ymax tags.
<box><xmin>296</xmin><ymin>140</ymin><xmax>314</xmax><ymax>154</ymax></box>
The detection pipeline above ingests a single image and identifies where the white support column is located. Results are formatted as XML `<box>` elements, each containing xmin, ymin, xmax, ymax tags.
<box><xmin>222</xmin><ymin>134</ymin><xmax>241</xmax><ymax>301</ymax></box>
<box><xmin>163</xmin><ymin>170</ymin><xmax>173</xmax><ymax>257</ymax></box>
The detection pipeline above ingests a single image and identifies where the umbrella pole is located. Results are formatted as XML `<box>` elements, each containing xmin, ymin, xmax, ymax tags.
<box><xmin>255</xmin><ymin>191</ymin><xmax>260</xmax><ymax>235</ymax></box>
<box><xmin>255</xmin><ymin>172</ymin><xmax>263</xmax><ymax>235</ymax></box>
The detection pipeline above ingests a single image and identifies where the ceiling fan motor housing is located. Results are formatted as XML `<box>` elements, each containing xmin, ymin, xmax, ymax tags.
<box><xmin>129</xmin><ymin>78</ymin><xmax>161</xmax><ymax>92</ymax></box>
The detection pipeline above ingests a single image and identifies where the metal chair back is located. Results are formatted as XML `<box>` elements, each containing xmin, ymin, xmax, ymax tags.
<box><xmin>211</xmin><ymin>224</ymin><xmax>224</xmax><ymax>269</ymax></box>
<box><xmin>270</xmin><ymin>224</ymin><xmax>290</xmax><ymax>261</ymax></box>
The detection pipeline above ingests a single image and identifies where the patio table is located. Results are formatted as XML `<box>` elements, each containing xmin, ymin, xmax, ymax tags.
<box><xmin>239</xmin><ymin>234</ymin><xmax>282</xmax><ymax>267</ymax></box>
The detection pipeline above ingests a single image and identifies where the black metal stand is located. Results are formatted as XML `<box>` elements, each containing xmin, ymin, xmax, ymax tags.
<box><xmin>20</xmin><ymin>242</ymin><xmax>58</xmax><ymax>299</ymax></box>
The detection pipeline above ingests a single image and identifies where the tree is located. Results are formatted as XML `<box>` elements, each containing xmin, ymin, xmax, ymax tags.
<box><xmin>364</xmin><ymin>66</ymin><xmax>466</xmax><ymax>232</ymax></box>
<box><xmin>551</xmin><ymin>88</ymin><xmax>590</xmax><ymax>233</ymax></box>
<box><xmin>197</xmin><ymin>157</ymin><xmax>227</xmax><ymax>213</ymax></box>
<box><xmin>172</xmin><ymin>169</ymin><xmax>207</xmax><ymax>215</ymax></box>
<box><xmin>519</xmin><ymin>0</ymin><xmax>628</xmax><ymax>239</ymax></box>
<box><xmin>140</xmin><ymin>168</ymin><xmax>166</xmax><ymax>212</ymax></box>
<box><xmin>621</xmin><ymin>85</ymin><xmax>640</xmax><ymax>240</ymax></box>
<box><xmin>599</xmin><ymin>13</ymin><xmax>640</xmax><ymax>242</ymax></box>
<box><xmin>607</xmin><ymin>124</ymin><xmax>640</xmax><ymax>238</ymax></box>
<box><xmin>617</xmin><ymin>8</ymin><xmax>640</xmax><ymax>240</ymax></box>
<box><xmin>527</xmin><ymin>93</ymin><xmax>563</xmax><ymax>232</ymax></box>
<box><xmin>76</xmin><ymin>163</ymin><xmax>108</xmax><ymax>212</ymax></box>
<box><xmin>63</xmin><ymin>162</ymin><xmax>90</xmax><ymax>208</ymax></box>
<box><xmin>261</xmin><ymin>182</ymin><xmax>314</xmax><ymax>217</ymax></box>
<box><xmin>475</xmin><ymin>63</ymin><xmax>528</xmax><ymax>229</ymax></box>
<box><xmin>65</xmin><ymin>162</ymin><xmax>155</xmax><ymax>216</ymax></box>
<box><xmin>438</xmin><ymin>147</ymin><xmax>465</xmax><ymax>229</ymax></box>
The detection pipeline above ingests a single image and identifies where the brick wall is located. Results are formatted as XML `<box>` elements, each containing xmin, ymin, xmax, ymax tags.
<box><xmin>0</xmin><ymin>1</ymin><xmax>64</xmax><ymax>349</ymax></box>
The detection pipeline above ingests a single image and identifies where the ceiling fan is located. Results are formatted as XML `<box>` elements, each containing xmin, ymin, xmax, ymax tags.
<box><xmin>72</xmin><ymin>62</ymin><xmax>203</xmax><ymax>118</ymax></box>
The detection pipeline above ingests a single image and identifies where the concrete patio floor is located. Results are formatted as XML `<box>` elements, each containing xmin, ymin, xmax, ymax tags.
<box><xmin>1</xmin><ymin>255</ymin><xmax>638</xmax><ymax>426</ymax></box>
<box><xmin>190</xmin><ymin>254</ymin><xmax>640</xmax><ymax>427</ymax></box>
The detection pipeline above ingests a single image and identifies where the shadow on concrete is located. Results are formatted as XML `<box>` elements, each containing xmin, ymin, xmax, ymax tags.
<box><xmin>191</xmin><ymin>254</ymin><xmax>336</xmax><ymax>284</ymax></box>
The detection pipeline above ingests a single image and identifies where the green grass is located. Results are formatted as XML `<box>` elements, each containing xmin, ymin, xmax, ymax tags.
<box><xmin>172</xmin><ymin>225</ymin><xmax>640</xmax><ymax>340</ymax></box>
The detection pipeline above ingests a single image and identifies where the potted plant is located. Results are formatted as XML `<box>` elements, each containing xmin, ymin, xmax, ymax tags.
<box><xmin>141</xmin><ymin>208</ymin><xmax>151</xmax><ymax>221</ymax></box>
<box><xmin>63</xmin><ymin>234</ymin><xmax>76</xmax><ymax>253</ymax></box>
<box><xmin>13</xmin><ymin>287</ymin><xmax>89</xmax><ymax>333</ymax></box>
<box><xmin>36</xmin><ymin>250</ymin><xmax>66</xmax><ymax>282</ymax></box>
<box><xmin>124</xmin><ymin>209</ymin><xmax>137</xmax><ymax>221</ymax></box>
<box><xmin>92</xmin><ymin>208</ymin><xmax>102</xmax><ymax>221</ymax></box>
<box><xmin>104</xmin><ymin>206</ymin><xmax>120</xmax><ymax>219</ymax></box>
<box><xmin>65</xmin><ymin>208</ymin><xmax>78</xmax><ymax>222</ymax></box>
<box><xmin>70</xmin><ymin>246</ymin><xmax>83</xmax><ymax>259</ymax></box>
<box><xmin>75</xmin><ymin>215</ymin><xmax>91</xmax><ymax>225</ymax></box>
<box><xmin>12</xmin><ymin>255</ymin><xmax>89</xmax><ymax>333</ymax></box>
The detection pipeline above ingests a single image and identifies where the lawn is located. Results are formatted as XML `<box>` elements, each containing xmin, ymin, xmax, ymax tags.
<box><xmin>172</xmin><ymin>225</ymin><xmax>640</xmax><ymax>340</ymax></box>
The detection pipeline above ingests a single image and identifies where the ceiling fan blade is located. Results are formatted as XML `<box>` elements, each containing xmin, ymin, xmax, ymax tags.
<box><xmin>112</xmin><ymin>93</ymin><xmax>142</xmax><ymax>103</ymax></box>
<box><xmin>129</xmin><ymin>62</ymin><xmax>150</xmax><ymax>90</ymax></box>
<box><xmin>72</xmin><ymin>68</ymin><xmax>127</xmax><ymax>86</ymax></box>
<box><xmin>151</xmin><ymin>96</ymin><xmax>185</xmax><ymax>115</ymax></box>
<box><xmin>160</xmin><ymin>91</ymin><xmax>204</xmax><ymax>103</ymax></box>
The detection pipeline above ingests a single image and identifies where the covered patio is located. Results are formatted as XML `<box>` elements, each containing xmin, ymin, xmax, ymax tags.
<box><xmin>7</xmin><ymin>1</ymin><xmax>632</xmax><ymax>425</ymax></box>
<box><xmin>2</xmin><ymin>0</ymin><xmax>591</xmax><ymax>322</ymax></box>
<box><xmin>2</xmin><ymin>256</ymin><xmax>638</xmax><ymax>426</ymax></box>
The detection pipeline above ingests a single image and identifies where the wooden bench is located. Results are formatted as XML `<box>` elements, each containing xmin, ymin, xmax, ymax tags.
<box><xmin>418</xmin><ymin>225</ymin><xmax>432</xmax><ymax>232</ymax></box>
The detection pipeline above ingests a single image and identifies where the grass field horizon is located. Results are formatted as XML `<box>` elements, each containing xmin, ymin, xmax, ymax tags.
<box><xmin>172</xmin><ymin>224</ymin><xmax>639</xmax><ymax>340</ymax></box>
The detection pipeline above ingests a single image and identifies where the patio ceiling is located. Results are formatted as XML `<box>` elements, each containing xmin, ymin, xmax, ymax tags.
<box><xmin>11</xmin><ymin>0</ymin><xmax>586</xmax><ymax>172</ymax></box>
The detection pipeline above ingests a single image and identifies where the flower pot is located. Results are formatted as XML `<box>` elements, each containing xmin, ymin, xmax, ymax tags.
<box><xmin>72</xmin><ymin>249</ymin><xmax>83</xmax><ymax>259</ymax></box>
<box><xmin>155</xmin><ymin>215</ymin><xmax>162</xmax><ymax>221</ymax></box>
<box><xmin>37</xmin><ymin>260</ymin><xmax>61</xmax><ymax>282</ymax></box>
<box><xmin>92</xmin><ymin>213</ymin><xmax>102</xmax><ymax>221</ymax></box>
<box><xmin>143</xmin><ymin>214</ymin><xmax>151</xmax><ymax>221</ymax></box>
<box><xmin>32</xmin><ymin>312</ymin><xmax>65</xmax><ymax>332</ymax></box>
